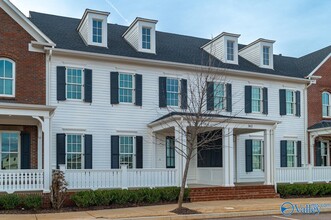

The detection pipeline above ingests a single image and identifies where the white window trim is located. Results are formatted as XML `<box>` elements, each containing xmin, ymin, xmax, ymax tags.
<box><xmin>87</xmin><ymin>14</ymin><xmax>108</xmax><ymax>48</ymax></box>
<box><xmin>322</xmin><ymin>92</ymin><xmax>331</xmax><ymax>118</ymax></box>
<box><xmin>65</xmin><ymin>133</ymin><xmax>84</xmax><ymax>170</ymax></box>
<box><xmin>65</xmin><ymin>67</ymin><xmax>85</xmax><ymax>101</ymax></box>
<box><xmin>119</xmin><ymin>135</ymin><xmax>136</xmax><ymax>169</ymax></box>
<box><xmin>285</xmin><ymin>90</ymin><xmax>296</xmax><ymax>116</ymax></box>
<box><xmin>118</xmin><ymin>72</ymin><xmax>135</xmax><ymax>104</ymax></box>
<box><xmin>0</xmin><ymin>131</ymin><xmax>21</xmax><ymax>170</ymax></box>
<box><xmin>252</xmin><ymin>139</ymin><xmax>264</xmax><ymax>171</ymax></box>
<box><xmin>259</xmin><ymin>42</ymin><xmax>274</xmax><ymax>69</ymax></box>
<box><xmin>251</xmin><ymin>86</ymin><xmax>263</xmax><ymax>113</ymax></box>
<box><xmin>166</xmin><ymin>77</ymin><xmax>181</xmax><ymax>107</ymax></box>
<box><xmin>320</xmin><ymin>141</ymin><xmax>330</xmax><ymax>167</ymax></box>
<box><xmin>223</xmin><ymin>36</ymin><xmax>239</xmax><ymax>65</ymax></box>
<box><xmin>0</xmin><ymin>58</ymin><xmax>16</xmax><ymax>98</ymax></box>
<box><xmin>138</xmin><ymin>22</ymin><xmax>156</xmax><ymax>54</ymax></box>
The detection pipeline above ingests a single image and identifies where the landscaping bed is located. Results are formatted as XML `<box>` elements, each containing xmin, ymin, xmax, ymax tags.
<box><xmin>277</xmin><ymin>183</ymin><xmax>331</xmax><ymax>198</ymax></box>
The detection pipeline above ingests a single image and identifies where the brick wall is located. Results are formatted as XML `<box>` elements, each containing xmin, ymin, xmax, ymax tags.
<box><xmin>308</xmin><ymin>57</ymin><xmax>331</xmax><ymax>127</ymax></box>
<box><xmin>0</xmin><ymin>8</ymin><xmax>46</xmax><ymax>105</ymax></box>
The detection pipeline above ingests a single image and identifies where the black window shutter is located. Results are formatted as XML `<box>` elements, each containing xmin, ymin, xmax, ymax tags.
<box><xmin>111</xmin><ymin>72</ymin><xmax>119</xmax><ymax>104</ymax></box>
<box><xmin>159</xmin><ymin>77</ymin><xmax>167</xmax><ymax>107</ymax></box>
<box><xmin>279</xmin><ymin>89</ymin><xmax>286</xmax><ymax>115</ymax></box>
<box><xmin>262</xmin><ymin>87</ymin><xmax>268</xmax><ymax>115</ymax></box>
<box><xmin>84</xmin><ymin>134</ymin><xmax>93</xmax><ymax>169</ymax></box>
<box><xmin>111</xmin><ymin>136</ymin><xmax>120</xmax><ymax>169</ymax></box>
<box><xmin>245</xmin><ymin>140</ymin><xmax>253</xmax><ymax>172</ymax></box>
<box><xmin>245</xmin><ymin>86</ymin><xmax>252</xmax><ymax>113</ymax></box>
<box><xmin>316</xmin><ymin>141</ymin><xmax>322</xmax><ymax>166</ymax></box>
<box><xmin>296</xmin><ymin>91</ymin><xmax>301</xmax><ymax>117</ymax></box>
<box><xmin>297</xmin><ymin>141</ymin><xmax>302</xmax><ymax>167</ymax></box>
<box><xmin>280</xmin><ymin>140</ymin><xmax>287</xmax><ymax>167</ymax></box>
<box><xmin>181</xmin><ymin>79</ymin><xmax>187</xmax><ymax>109</ymax></box>
<box><xmin>84</xmin><ymin>69</ymin><xmax>92</xmax><ymax>103</ymax></box>
<box><xmin>207</xmin><ymin>82</ymin><xmax>214</xmax><ymax>111</ymax></box>
<box><xmin>21</xmin><ymin>133</ymin><xmax>31</xmax><ymax>169</ymax></box>
<box><xmin>57</xmin><ymin>66</ymin><xmax>66</xmax><ymax>101</ymax></box>
<box><xmin>136</xmin><ymin>136</ymin><xmax>143</xmax><ymax>169</ymax></box>
<box><xmin>56</xmin><ymin>134</ymin><xmax>66</xmax><ymax>169</ymax></box>
<box><xmin>226</xmin><ymin>83</ymin><xmax>232</xmax><ymax>112</ymax></box>
<box><xmin>135</xmin><ymin>74</ymin><xmax>142</xmax><ymax>106</ymax></box>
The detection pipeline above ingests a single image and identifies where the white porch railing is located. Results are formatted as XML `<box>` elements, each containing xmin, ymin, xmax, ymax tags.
<box><xmin>62</xmin><ymin>166</ymin><xmax>177</xmax><ymax>190</ymax></box>
<box><xmin>196</xmin><ymin>168</ymin><xmax>224</xmax><ymax>186</ymax></box>
<box><xmin>276</xmin><ymin>166</ymin><xmax>331</xmax><ymax>184</ymax></box>
<box><xmin>0</xmin><ymin>170</ymin><xmax>44</xmax><ymax>193</ymax></box>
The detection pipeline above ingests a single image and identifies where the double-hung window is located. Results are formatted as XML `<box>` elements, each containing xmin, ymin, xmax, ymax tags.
<box><xmin>286</xmin><ymin>141</ymin><xmax>296</xmax><ymax>167</ymax></box>
<box><xmin>321</xmin><ymin>141</ymin><xmax>329</xmax><ymax>166</ymax></box>
<box><xmin>66</xmin><ymin>68</ymin><xmax>83</xmax><ymax>100</ymax></box>
<box><xmin>166</xmin><ymin>137</ymin><xmax>175</xmax><ymax>168</ymax></box>
<box><xmin>142</xmin><ymin>27</ymin><xmax>151</xmax><ymax>49</ymax></box>
<box><xmin>214</xmin><ymin>83</ymin><xmax>225</xmax><ymax>109</ymax></box>
<box><xmin>1</xmin><ymin>132</ymin><xmax>19</xmax><ymax>170</ymax></box>
<box><xmin>263</xmin><ymin>46</ymin><xmax>270</xmax><ymax>66</ymax></box>
<box><xmin>119</xmin><ymin>136</ymin><xmax>134</xmax><ymax>169</ymax></box>
<box><xmin>252</xmin><ymin>87</ymin><xmax>262</xmax><ymax>113</ymax></box>
<box><xmin>227</xmin><ymin>40</ymin><xmax>234</xmax><ymax>61</ymax></box>
<box><xmin>0</xmin><ymin>59</ymin><xmax>15</xmax><ymax>96</ymax></box>
<box><xmin>252</xmin><ymin>140</ymin><xmax>263</xmax><ymax>170</ymax></box>
<box><xmin>286</xmin><ymin>90</ymin><xmax>296</xmax><ymax>115</ymax></box>
<box><xmin>66</xmin><ymin>134</ymin><xmax>83</xmax><ymax>169</ymax></box>
<box><xmin>92</xmin><ymin>19</ymin><xmax>102</xmax><ymax>43</ymax></box>
<box><xmin>166</xmin><ymin>78</ymin><xmax>179</xmax><ymax>106</ymax></box>
<box><xmin>119</xmin><ymin>73</ymin><xmax>134</xmax><ymax>103</ymax></box>
<box><xmin>322</xmin><ymin>92</ymin><xmax>331</xmax><ymax>117</ymax></box>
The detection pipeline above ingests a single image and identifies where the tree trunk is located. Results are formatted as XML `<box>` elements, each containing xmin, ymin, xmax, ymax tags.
<box><xmin>177</xmin><ymin>153</ymin><xmax>191</xmax><ymax>209</ymax></box>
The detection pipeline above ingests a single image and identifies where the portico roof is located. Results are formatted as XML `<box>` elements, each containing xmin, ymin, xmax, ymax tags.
<box><xmin>308</xmin><ymin>120</ymin><xmax>331</xmax><ymax>131</ymax></box>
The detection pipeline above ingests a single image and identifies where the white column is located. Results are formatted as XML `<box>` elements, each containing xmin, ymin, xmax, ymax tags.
<box><xmin>174</xmin><ymin>126</ymin><xmax>183</xmax><ymax>187</ymax></box>
<box><xmin>310</xmin><ymin>134</ymin><xmax>315</xmax><ymax>166</ymax></box>
<box><xmin>223</xmin><ymin>129</ymin><xmax>230</xmax><ymax>186</ymax></box>
<box><xmin>43</xmin><ymin>117</ymin><xmax>51</xmax><ymax>193</ymax></box>
<box><xmin>264</xmin><ymin>129</ymin><xmax>272</xmax><ymax>185</ymax></box>
<box><xmin>37</xmin><ymin>124</ymin><xmax>43</xmax><ymax>170</ymax></box>
<box><xmin>228</xmin><ymin>128</ymin><xmax>235</xmax><ymax>187</ymax></box>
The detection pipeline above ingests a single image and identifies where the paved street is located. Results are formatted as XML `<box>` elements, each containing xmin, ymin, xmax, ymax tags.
<box><xmin>212</xmin><ymin>213</ymin><xmax>331</xmax><ymax>220</ymax></box>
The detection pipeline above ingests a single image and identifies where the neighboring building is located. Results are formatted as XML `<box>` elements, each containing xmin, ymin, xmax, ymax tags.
<box><xmin>1</xmin><ymin>1</ymin><xmax>331</xmax><ymax>200</ymax></box>
<box><xmin>305</xmin><ymin>47</ymin><xmax>331</xmax><ymax>168</ymax></box>
<box><xmin>0</xmin><ymin>0</ymin><xmax>55</xmax><ymax>193</ymax></box>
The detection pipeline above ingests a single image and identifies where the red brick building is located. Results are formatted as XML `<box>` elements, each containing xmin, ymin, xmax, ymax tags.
<box><xmin>0</xmin><ymin>0</ymin><xmax>55</xmax><ymax>192</ymax></box>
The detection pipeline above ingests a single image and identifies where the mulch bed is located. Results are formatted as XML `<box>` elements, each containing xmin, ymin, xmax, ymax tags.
<box><xmin>171</xmin><ymin>207</ymin><xmax>201</xmax><ymax>215</ymax></box>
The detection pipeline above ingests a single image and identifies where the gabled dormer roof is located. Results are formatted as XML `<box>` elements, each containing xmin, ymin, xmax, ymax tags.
<box><xmin>28</xmin><ymin>11</ymin><xmax>331</xmax><ymax>80</ymax></box>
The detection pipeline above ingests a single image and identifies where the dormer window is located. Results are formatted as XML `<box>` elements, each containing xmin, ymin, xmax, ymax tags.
<box><xmin>227</xmin><ymin>40</ymin><xmax>235</xmax><ymax>61</ymax></box>
<box><xmin>92</xmin><ymin>19</ymin><xmax>102</xmax><ymax>43</ymax></box>
<box><xmin>77</xmin><ymin>9</ymin><xmax>110</xmax><ymax>48</ymax></box>
<box><xmin>123</xmin><ymin>17</ymin><xmax>158</xmax><ymax>54</ymax></box>
<box><xmin>263</xmin><ymin>46</ymin><xmax>270</xmax><ymax>66</ymax></box>
<box><xmin>142</xmin><ymin>27</ymin><xmax>151</xmax><ymax>49</ymax></box>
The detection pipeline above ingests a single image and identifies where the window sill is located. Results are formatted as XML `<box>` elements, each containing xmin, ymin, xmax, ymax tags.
<box><xmin>0</xmin><ymin>96</ymin><xmax>15</xmax><ymax>100</ymax></box>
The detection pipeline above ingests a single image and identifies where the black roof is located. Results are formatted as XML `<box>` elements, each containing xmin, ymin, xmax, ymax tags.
<box><xmin>308</xmin><ymin>120</ymin><xmax>331</xmax><ymax>130</ymax></box>
<box><xmin>29</xmin><ymin>12</ymin><xmax>331</xmax><ymax>79</ymax></box>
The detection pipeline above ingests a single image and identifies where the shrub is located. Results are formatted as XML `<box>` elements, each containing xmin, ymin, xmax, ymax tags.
<box><xmin>0</xmin><ymin>194</ymin><xmax>21</xmax><ymax>210</ymax></box>
<box><xmin>277</xmin><ymin>183</ymin><xmax>331</xmax><ymax>198</ymax></box>
<box><xmin>23</xmin><ymin>195</ymin><xmax>42</xmax><ymax>210</ymax></box>
<box><xmin>71</xmin><ymin>191</ymin><xmax>96</xmax><ymax>208</ymax></box>
<box><xmin>71</xmin><ymin>187</ymin><xmax>189</xmax><ymax>208</ymax></box>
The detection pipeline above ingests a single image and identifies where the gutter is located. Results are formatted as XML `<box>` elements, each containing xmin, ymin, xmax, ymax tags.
<box><xmin>44</xmin><ymin>47</ymin><xmax>310</xmax><ymax>84</ymax></box>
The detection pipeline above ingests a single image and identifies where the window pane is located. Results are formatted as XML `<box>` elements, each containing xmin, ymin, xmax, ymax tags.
<box><xmin>166</xmin><ymin>79</ymin><xmax>179</xmax><ymax>106</ymax></box>
<box><xmin>92</xmin><ymin>20</ymin><xmax>102</xmax><ymax>43</ymax></box>
<box><xmin>66</xmin><ymin>135</ymin><xmax>82</xmax><ymax>169</ymax></box>
<box><xmin>4</xmin><ymin>61</ymin><xmax>13</xmax><ymax>78</ymax></box>
<box><xmin>9</xmin><ymin>153</ymin><xmax>18</xmax><ymax>169</ymax></box>
<box><xmin>142</xmin><ymin>27</ymin><xmax>151</xmax><ymax>49</ymax></box>
<box><xmin>214</xmin><ymin>83</ymin><xmax>224</xmax><ymax>109</ymax></box>
<box><xmin>66</xmin><ymin>69</ymin><xmax>82</xmax><ymax>100</ymax></box>
<box><xmin>1</xmin><ymin>133</ymin><xmax>9</xmax><ymax>152</ymax></box>
<box><xmin>1</xmin><ymin>153</ymin><xmax>9</xmax><ymax>170</ymax></box>
<box><xmin>263</xmin><ymin>46</ymin><xmax>270</xmax><ymax>65</ymax></box>
<box><xmin>227</xmin><ymin>41</ymin><xmax>234</xmax><ymax>61</ymax></box>
<box><xmin>4</xmin><ymin>79</ymin><xmax>12</xmax><ymax>95</ymax></box>
<box><xmin>0</xmin><ymin>60</ymin><xmax>4</xmax><ymax>77</ymax></box>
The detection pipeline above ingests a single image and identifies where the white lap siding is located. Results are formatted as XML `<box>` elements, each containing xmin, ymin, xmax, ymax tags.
<box><xmin>49</xmin><ymin>55</ymin><xmax>306</xmax><ymax>180</ymax></box>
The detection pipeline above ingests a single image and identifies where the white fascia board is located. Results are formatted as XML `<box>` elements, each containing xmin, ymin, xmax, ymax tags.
<box><xmin>45</xmin><ymin>47</ymin><xmax>310</xmax><ymax>84</ymax></box>
<box><xmin>306</xmin><ymin>53</ymin><xmax>331</xmax><ymax>78</ymax></box>
<box><xmin>2</xmin><ymin>0</ymin><xmax>55</xmax><ymax>45</ymax></box>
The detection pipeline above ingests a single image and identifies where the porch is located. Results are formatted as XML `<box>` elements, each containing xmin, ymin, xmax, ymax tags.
<box><xmin>0</xmin><ymin>103</ymin><xmax>54</xmax><ymax>193</ymax></box>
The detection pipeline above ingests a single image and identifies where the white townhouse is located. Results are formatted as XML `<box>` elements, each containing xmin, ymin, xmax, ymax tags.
<box><xmin>0</xmin><ymin>7</ymin><xmax>319</xmax><ymax>199</ymax></box>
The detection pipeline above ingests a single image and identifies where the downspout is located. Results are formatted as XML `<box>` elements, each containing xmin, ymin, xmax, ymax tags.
<box><xmin>47</xmin><ymin>46</ymin><xmax>54</xmax><ymax>106</ymax></box>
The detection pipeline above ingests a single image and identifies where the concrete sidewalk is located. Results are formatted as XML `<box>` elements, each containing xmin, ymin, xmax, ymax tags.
<box><xmin>1</xmin><ymin>197</ymin><xmax>331</xmax><ymax>220</ymax></box>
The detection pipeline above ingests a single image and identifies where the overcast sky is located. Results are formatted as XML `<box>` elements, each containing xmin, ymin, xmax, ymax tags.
<box><xmin>10</xmin><ymin>0</ymin><xmax>331</xmax><ymax>57</ymax></box>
